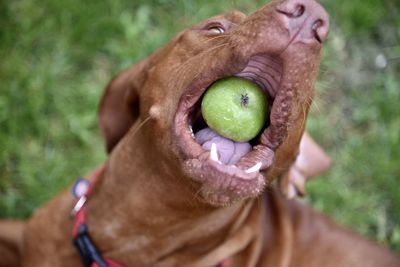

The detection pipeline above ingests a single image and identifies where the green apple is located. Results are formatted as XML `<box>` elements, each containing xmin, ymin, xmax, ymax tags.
<box><xmin>201</xmin><ymin>77</ymin><xmax>269</xmax><ymax>142</ymax></box>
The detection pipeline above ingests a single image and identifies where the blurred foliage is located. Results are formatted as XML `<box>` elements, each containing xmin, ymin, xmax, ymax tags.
<box><xmin>0</xmin><ymin>0</ymin><xmax>399</xmax><ymax>250</ymax></box>
<box><xmin>307</xmin><ymin>0</ymin><xmax>400</xmax><ymax>250</ymax></box>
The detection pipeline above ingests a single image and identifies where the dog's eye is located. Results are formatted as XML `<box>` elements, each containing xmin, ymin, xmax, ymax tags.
<box><xmin>207</xmin><ymin>25</ymin><xmax>225</xmax><ymax>34</ymax></box>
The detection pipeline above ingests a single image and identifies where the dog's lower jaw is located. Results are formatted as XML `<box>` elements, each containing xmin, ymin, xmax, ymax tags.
<box><xmin>183</xmin><ymin>158</ymin><xmax>267</xmax><ymax>206</ymax></box>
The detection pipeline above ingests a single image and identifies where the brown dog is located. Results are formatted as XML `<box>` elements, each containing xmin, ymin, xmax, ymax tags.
<box><xmin>1</xmin><ymin>0</ymin><xmax>399</xmax><ymax>266</ymax></box>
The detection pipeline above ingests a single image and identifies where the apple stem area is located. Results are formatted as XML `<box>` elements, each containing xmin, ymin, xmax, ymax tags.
<box><xmin>240</xmin><ymin>93</ymin><xmax>249</xmax><ymax>108</ymax></box>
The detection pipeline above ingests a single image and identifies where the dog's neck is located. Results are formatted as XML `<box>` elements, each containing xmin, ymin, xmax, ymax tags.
<box><xmin>85</xmin><ymin>129</ymin><xmax>266</xmax><ymax>266</ymax></box>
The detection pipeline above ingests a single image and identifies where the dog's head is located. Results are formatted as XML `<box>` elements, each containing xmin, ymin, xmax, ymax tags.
<box><xmin>99</xmin><ymin>0</ymin><xmax>329</xmax><ymax>206</ymax></box>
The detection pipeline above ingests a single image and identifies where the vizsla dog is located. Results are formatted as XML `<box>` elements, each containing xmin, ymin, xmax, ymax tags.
<box><xmin>1</xmin><ymin>0</ymin><xmax>399</xmax><ymax>266</ymax></box>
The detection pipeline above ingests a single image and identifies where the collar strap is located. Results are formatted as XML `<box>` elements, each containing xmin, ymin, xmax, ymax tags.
<box><xmin>74</xmin><ymin>223</ymin><xmax>108</xmax><ymax>267</ymax></box>
<box><xmin>71</xmin><ymin>165</ymin><xmax>122</xmax><ymax>267</ymax></box>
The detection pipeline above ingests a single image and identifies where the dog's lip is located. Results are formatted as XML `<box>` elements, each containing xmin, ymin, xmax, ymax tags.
<box><xmin>180</xmin><ymin>144</ymin><xmax>267</xmax><ymax>205</ymax></box>
<box><xmin>194</xmin><ymin>151</ymin><xmax>261</xmax><ymax>180</ymax></box>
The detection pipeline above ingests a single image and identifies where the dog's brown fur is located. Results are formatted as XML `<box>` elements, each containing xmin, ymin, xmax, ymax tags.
<box><xmin>1</xmin><ymin>1</ymin><xmax>399</xmax><ymax>266</ymax></box>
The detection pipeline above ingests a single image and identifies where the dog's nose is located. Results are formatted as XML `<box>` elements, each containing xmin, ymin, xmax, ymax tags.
<box><xmin>276</xmin><ymin>0</ymin><xmax>329</xmax><ymax>43</ymax></box>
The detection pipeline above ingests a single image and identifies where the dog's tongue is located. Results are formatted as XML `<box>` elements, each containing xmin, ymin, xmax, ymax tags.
<box><xmin>195</xmin><ymin>128</ymin><xmax>251</xmax><ymax>165</ymax></box>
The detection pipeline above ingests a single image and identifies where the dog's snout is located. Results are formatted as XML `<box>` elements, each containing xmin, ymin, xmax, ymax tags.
<box><xmin>276</xmin><ymin>0</ymin><xmax>329</xmax><ymax>43</ymax></box>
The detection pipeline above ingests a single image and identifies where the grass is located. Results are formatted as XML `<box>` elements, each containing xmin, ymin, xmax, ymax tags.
<box><xmin>1</xmin><ymin>0</ymin><xmax>399</xmax><ymax>250</ymax></box>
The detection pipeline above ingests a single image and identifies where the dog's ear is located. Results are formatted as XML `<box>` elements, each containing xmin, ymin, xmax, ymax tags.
<box><xmin>98</xmin><ymin>60</ymin><xmax>148</xmax><ymax>153</ymax></box>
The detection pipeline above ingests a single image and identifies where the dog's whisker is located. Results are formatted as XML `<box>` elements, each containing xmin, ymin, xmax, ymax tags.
<box><xmin>129</xmin><ymin>116</ymin><xmax>152</xmax><ymax>139</ymax></box>
<box><xmin>192</xmin><ymin>187</ymin><xmax>204</xmax><ymax>204</ymax></box>
<box><xmin>171</xmin><ymin>43</ymin><xmax>231</xmax><ymax>93</ymax></box>
<box><xmin>203</xmin><ymin>35</ymin><xmax>228</xmax><ymax>43</ymax></box>
<box><xmin>174</xmin><ymin>42</ymin><xmax>230</xmax><ymax>78</ymax></box>
<box><xmin>297</xmin><ymin>103</ymin><xmax>308</xmax><ymax>133</ymax></box>
<box><xmin>310</xmin><ymin>96</ymin><xmax>322</xmax><ymax>115</ymax></box>
<box><xmin>204</xmin><ymin>42</ymin><xmax>230</xmax><ymax>53</ymax></box>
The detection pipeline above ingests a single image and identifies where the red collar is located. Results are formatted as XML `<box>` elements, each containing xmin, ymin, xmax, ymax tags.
<box><xmin>71</xmin><ymin>165</ymin><xmax>122</xmax><ymax>267</ymax></box>
<box><xmin>71</xmin><ymin>165</ymin><xmax>229</xmax><ymax>267</ymax></box>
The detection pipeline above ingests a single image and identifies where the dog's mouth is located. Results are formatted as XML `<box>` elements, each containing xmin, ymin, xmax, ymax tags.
<box><xmin>174</xmin><ymin>54</ymin><xmax>285</xmax><ymax>205</ymax></box>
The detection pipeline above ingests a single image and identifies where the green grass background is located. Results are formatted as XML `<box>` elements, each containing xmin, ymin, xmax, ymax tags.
<box><xmin>1</xmin><ymin>0</ymin><xmax>399</xmax><ymax>250</ymax></box>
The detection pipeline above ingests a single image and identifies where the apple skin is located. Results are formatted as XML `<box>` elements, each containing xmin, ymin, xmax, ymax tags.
<box><xmin>201</xmin><ymin>77</ymin><xmax>269</xmax><ymax>142</ymax></box>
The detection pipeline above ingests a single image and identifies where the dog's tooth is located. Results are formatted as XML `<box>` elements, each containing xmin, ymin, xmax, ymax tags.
<box><xmin>210</xmin><ymin>143</ymin><xmax>220</xmax><ymax>162</ymax></box>
<box><xmin>245</xmin><ymin>162</ymin><xmax>262</xmax><ymax>174</ymax></box>
<box><xmin>189</xmin><ymin>125</ymin><xmax>195</xmax><ymax>138</ymax></box>
<box><xmin>287</xmin><ymin>184</ymin><xmax>297</xmax><ymax>199</ymax></box>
